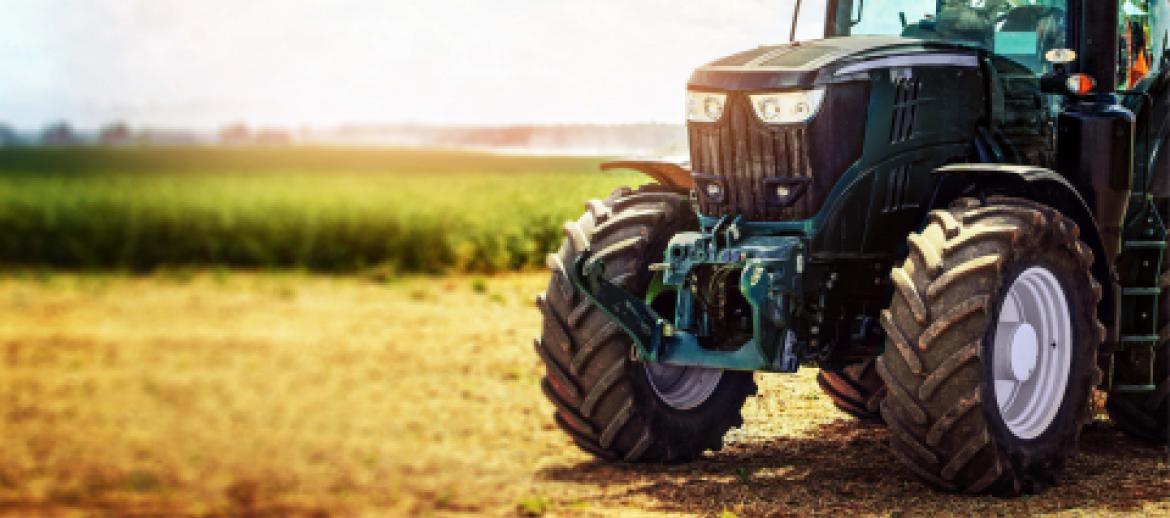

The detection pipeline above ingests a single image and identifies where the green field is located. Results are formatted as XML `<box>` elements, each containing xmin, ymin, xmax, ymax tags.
<box><xmin>0</xmin><ymin>147</ymin><xmax>642</xmax><ymax>273</ymax></box>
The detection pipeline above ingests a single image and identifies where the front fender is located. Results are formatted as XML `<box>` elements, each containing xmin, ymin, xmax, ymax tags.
<box><xmin>929</xmin><ymin>163</ymin><xmax>1113</xmax><ymax>326</ymax></box>
<box><xmin>601</xmin><ymin>159</ymin><xmax>694</xmax><ymax>190</ymax></box>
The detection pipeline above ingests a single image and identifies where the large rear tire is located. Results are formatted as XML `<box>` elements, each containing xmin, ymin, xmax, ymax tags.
<box><xmin>878</xmin><ymin>196</ymin><xmax>1103</xmax><ymax>495</ymax></box>
<box><xmin>817</xmin><ymin>359</ymin><xmax>885</xmax><ymax>422</ymax></box>
<box><xmin>535</xmin><ymin>185</ymin><xmax>756</xmax><ymax>462</ymax></box>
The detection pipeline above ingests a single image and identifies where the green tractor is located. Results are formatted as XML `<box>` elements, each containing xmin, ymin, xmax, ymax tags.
<box><xmin>535</xmin><ymin>0</ymin><xmax>1169</xmax><ymax>494</ymax></box>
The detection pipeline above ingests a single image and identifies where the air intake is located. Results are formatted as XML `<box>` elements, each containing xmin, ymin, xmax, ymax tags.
<box><xmin>890</xmin><ymin>77</ymin><xmax>921</xmax><ymax>144</ymax></box>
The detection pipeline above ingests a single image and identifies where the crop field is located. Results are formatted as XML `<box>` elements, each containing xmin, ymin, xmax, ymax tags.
<box><xmin>0</xmin><ymin>147</ymin><xmax>640</xmax><ymax>273</ymax></box>
<box><xmin>1</xmin><ymin>272</ymin><xmax>1168</xmax><ymax>516</ymax></box>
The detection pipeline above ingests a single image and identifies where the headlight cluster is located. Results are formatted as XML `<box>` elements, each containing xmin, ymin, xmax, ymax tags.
<box><xmin>686</xmin><ymin>92</ymin><xmax>726</xmax><ymax>123</ymax></box>
<box><xmin>686</xmin><ymin>89</ymin><xmax>826</xmax><ymax>124</ymax></box>
<box><xmin>750</xmin><ymin>89</ymin><xmax>825</xmax><ymax>124</ymax></box>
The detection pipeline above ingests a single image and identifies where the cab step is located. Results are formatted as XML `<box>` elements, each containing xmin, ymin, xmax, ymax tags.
<box><xmin>1123</xmin><ymin>240</ymin><xmax>1167</xmax><ymax>250</ymax></box>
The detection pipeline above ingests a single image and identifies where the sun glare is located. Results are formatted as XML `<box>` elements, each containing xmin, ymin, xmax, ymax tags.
<box><xmin>0</xmin><ymin>0</ymin><xmax>809</xmax><ymax>130</ymax></box>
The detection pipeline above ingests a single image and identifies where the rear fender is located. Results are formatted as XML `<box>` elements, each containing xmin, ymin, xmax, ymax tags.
<box><xmin>601</xmin><ymin>159</ymin><xmax>694</xmax><ymax>190</ymax></box>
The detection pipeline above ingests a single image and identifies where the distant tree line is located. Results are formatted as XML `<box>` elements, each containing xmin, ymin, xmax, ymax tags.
<box><xmin>0</xmin><ymin>121</ymin><xmax>294</xmax><ymax>147</ymax></box>
<box><xmin>0</xmin><ymin>121</ymin><xmax>686</xmax><ymax>155</ymax></box>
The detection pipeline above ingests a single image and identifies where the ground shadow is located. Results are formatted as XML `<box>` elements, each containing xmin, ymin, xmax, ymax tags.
<box><xmin>539</xmin><ymin>419</ymin><xmax>1170</xmax><ymax>515</ymax></box>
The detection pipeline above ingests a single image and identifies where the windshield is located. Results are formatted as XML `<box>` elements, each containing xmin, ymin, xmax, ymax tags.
<box><xmin>827</xmin><ymin>0</ymin><xmax>1068</xmax><ymax>71</ymax></box>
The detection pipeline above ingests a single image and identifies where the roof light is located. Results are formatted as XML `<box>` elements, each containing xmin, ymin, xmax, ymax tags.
<box><xmin>1045</xmin><ymin>48</ymin><xmax>1077</xmax><ymax>65</ymax></box>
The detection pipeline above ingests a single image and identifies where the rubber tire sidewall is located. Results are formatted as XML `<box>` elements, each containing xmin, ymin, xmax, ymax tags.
<box><xmin>979</xmin><ymin>249</ymin><xmax>1099</xmax><ymax>488</ymax></box>
<box><xmin>628</xmin><ymin>360</ymin><xmax>754</xmax><ymax>458</ymax></box>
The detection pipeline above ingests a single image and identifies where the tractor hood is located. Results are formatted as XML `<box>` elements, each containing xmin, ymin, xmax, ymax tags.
<box><xmin>688</xmin><ymin>36</ymin><xmax>980</xmax><ymax>91</ymax></box>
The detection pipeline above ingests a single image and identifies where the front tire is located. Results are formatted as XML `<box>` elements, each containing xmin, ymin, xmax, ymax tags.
<box><xmin>535</xmin><ymin>185</ymin><xmax>755</xmax><ymax>462</ymax></box>
<box><xmin>878</xmin><ymin>197</ymin><xmax>1104</xmax><ymax>495</ymax></box>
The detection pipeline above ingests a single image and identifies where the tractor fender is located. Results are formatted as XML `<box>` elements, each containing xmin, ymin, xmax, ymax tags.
<box><xmin>601</xmin><ymin>159</ymin><xmax>694</xmax><ymax>190</ymax></box>
<box><xmin>928</xmin><ymin>163</ymin><xmax>1114</xmax><ymax>325</ymax></box>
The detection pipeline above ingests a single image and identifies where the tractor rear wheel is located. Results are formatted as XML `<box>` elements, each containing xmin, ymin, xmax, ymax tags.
<box><xmin>535</xmin><ymin>185</ymin><xmax>756</xmax><ymax>462</ymax></box>
<box><xmin>878</xmin><ymin>196</ymin><xmax>1103</xmax><ymax>495</ymax></box>
<box><xmin>817</xmin><ymin>359</ymin><xmax>885</xmax><ymax>422</ymax></box>
<box><xmin>1105</xmin><ymin>256</ymin><xmax>1170</xmax><ymax>444</ymax></box>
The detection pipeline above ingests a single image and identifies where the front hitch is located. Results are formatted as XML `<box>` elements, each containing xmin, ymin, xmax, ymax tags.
<box><xmin>568</xmin><ymin>246</ymin><xmax>788</xmax><ymax>372</ymax></box>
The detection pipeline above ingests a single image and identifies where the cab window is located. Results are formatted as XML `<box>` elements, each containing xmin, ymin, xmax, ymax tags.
<box><xmin>834</xmin><ymin>0</ymin><xmax>1069</xmax><ymax>73</ymax></box>
<box><xmin>1152</xmin><ymin>0</ymin><xmax>1170</xmax><ymax>67</ymax></box>
<box><xmin>1121</xmin><ymin>0</ymin><xmax>1164</xmax><ymax>88</ymax></box>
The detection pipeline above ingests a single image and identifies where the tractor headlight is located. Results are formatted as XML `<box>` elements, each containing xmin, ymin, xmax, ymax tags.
<box><xmin>750</xmin><ymin>89</ymin><xmax>826</xmax><ymax>124</ymax></box>
<box><xmin>686</xmin><ymin>92</ymin><xmax>727</xmax><ymax>122</ymax></box>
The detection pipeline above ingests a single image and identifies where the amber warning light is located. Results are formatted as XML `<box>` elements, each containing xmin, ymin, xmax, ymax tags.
<box><xmin>1066</xmin><ymin>74</ymin><xmax>1097</xmax><ymax>96</ymax></box>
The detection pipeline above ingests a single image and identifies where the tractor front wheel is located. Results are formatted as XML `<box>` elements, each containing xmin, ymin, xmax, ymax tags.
<box><xmin>535</xmin><ymin>185</ymin><xmax>756</xmax><ymax>462</ymax></box>
<box><xmin>878</xmin><ymin>196</ymin><xmax>1103</xmax><ymax>495</ymax></box>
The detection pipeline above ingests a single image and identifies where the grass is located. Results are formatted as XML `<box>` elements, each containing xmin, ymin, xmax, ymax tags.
<box><xmin>1</xmin><ymin>271</ymin><xmax>1167</xmax><ymax>516</ymax></box>
<box><xmin>0</xmin><ymin>146</ymin><xmax>641</xmax><ymax>273</ymax></box>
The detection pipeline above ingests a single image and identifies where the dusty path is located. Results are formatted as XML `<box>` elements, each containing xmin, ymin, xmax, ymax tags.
<box><xmin>0</xmin><ymin>273</ymin><xmax>1167</xmax><ymax>516</ymax></box>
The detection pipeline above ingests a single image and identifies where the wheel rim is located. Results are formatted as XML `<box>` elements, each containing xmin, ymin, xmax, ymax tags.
<box><xmin>992</xmin><ymin>266</ymin><xmax>1073</xmax><ymax>440</ymax></box>
<box><xmin>644</xmin><ymin>362</ymin><xmax>723</xmax><ymax>410</ymax></box>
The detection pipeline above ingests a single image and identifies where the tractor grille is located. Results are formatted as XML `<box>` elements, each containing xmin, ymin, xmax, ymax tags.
<box><xmin>688</xmin><ymin>83</ymin><xmax>870</xmax><ymax>222</ymax></box>
<box><xmin>689</xmin><ymin>96</ymin><xmax>813</xmax><ymax>221</ymax></box>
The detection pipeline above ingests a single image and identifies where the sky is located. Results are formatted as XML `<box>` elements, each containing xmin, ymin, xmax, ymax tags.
<box><xmin>0</xmin><ymin>0</ymin><xmax>828</xmax><ymax>130</ymax></box>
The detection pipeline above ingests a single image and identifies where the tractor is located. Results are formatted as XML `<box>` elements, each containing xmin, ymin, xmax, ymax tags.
<box><xmin>534</xmin><ymin>0</ymin><xmax>1170</xmax><ymax>494</ymax></box>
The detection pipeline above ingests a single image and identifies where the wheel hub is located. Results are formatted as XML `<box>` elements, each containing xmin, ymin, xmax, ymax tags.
<box><xmin>995</xmin><ymin>321</ymin><xmax>1039</xmax><ymax>382</ymax></box>
<box><xmin>644</xmin><ymin>362</ymin><xmax>723</xmax><ymax>411</ymax></box>
<box><xmin>992</xmin><ymin>266</ymin><xmax>1073</xmax><ymax>440</ymax></box>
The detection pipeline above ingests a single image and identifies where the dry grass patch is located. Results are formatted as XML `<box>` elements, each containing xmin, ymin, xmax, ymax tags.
<box><xmin>0</xmin><ymin>272</ymin><xmax>1166</xmax><ymax>516</ymax></box>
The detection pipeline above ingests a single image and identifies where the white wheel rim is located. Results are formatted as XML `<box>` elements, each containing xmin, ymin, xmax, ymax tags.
<box><xmin>992</xmin><ymin>266</ymin><xmax>1073</xmax><ymax>440</ymax></box>
<box><xmin>644</xmin><ymin>362</ymin><xmax>723</xmax><ymax>410</ymax></box>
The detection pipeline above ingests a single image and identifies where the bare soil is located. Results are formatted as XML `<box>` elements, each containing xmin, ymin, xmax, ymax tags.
<box><xmin>0</xmin><ymin>272</ymin><xmax>1167</xmax><ymax>516</ymax></box>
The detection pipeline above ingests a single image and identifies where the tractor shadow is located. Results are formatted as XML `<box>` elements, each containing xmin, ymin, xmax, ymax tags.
<box><xmin>538</xmin><ymin>419</ymin><xmax>1170</xmax><ymax>515</ymax></box>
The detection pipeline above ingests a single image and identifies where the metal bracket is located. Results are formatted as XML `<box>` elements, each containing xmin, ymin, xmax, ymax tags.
<box><xmin>569</xmin><ymin>250</ymin><xmax>666</xmax><ymax>361</ymax></box>
<box><xmin>567</xmin><ymin>248</ymin><xmax>786</xmax><ymax>372</ymax></box>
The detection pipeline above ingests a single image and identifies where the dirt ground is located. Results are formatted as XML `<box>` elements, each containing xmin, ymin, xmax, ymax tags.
<box><xmin>1</xmin><ymin>272</ymin><xmax>1168</xmax><ymax>516</ymax></box>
